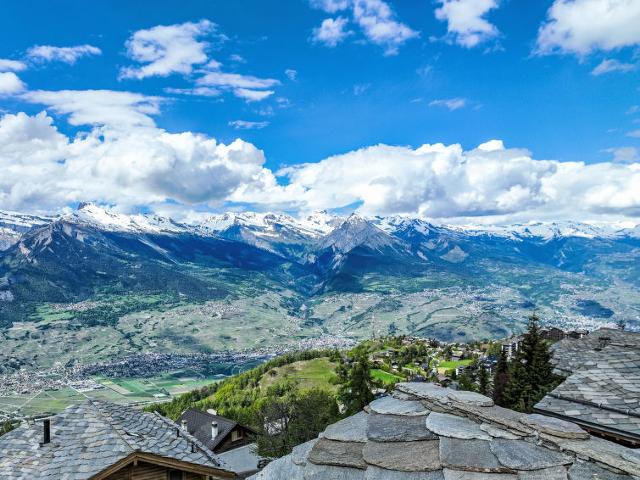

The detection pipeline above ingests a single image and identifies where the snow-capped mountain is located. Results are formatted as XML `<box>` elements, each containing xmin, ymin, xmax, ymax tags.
<box><xmin>2</xmin><ymin>203</ymin><xmax>639</xmax><ymax>336</ymax></box>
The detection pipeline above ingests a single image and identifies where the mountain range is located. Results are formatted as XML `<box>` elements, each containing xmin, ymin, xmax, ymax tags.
<box><xmin>1</xmin><ymin>203</ymin><xmax>639</xmax><ymax>370</ymax></box>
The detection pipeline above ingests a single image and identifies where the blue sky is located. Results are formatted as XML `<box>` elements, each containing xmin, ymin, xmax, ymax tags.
<box><xmin>0</xmin><ymin>0</ymin><xmax>639</xmax><ymax>223</ymax></box>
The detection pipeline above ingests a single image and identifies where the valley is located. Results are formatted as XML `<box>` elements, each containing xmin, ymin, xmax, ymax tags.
<box><xmin>1</xmin><ymin>204</ymin><xmax>639</xmax><ymax>388</ymax></box>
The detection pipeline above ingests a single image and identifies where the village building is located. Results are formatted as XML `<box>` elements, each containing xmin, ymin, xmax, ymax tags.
<box><xmin>250</xmin><ymin>382</ymin><xmax>640</xmax><ymax>479</ymax></box>
<box><xmin>0</xmin><ymin>401</ymin><xmax>235</xmax><ymax>479</ymax></box>
<box><xmin>535</xmin><ymin>327</ymin><xmax>640</xmax><ymax>447</ymax></box>
<box><xmin>178</xmin><ymin>409</ymin><xmax>264</xmax><ymax>478</ymax></box>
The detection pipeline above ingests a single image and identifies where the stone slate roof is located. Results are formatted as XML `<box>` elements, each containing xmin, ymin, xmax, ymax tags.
<box><xmin>0</xmin><ymin>400</ymin><xmax>230</xmax><ymax>479</ymax></box>
<box><xmin>535</xmin><ymin>328</ymin><xmax>640</xmax><ymax>443</ymax></box>
<box><xmin>219</xmin><ymin>443</ymin><xmax>264</xmax><ymax>477</ymax></box>
<box><xmin>178</xmin><ymin>408</ymin><xmax>254</xmax><ymax>451</ymax></box>
<box><xmin>250</xmin><ymin>382</ymin><xmax>640</xmax><ymax>480</ymax></box>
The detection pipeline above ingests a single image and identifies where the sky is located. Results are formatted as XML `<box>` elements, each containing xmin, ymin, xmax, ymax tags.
<box><xmin>0</xmin><ymin>0</ymin><xmax>639</xmax><ymax>224</ymax></box>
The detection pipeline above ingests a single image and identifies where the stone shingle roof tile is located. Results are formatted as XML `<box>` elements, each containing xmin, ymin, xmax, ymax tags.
<box><xmin>250</xmin><ymin>382</ymin><xmax>640</xmax><ymax>480</ymax></box>
<box><xmin>0</xmin><ymin>400</ymin><xmax>228</xmax><ymax>479</ymax></box>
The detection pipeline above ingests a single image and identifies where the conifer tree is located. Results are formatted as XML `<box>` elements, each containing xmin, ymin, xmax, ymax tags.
<box><xmin>478</xmin><ymin>365</ymin><xmax>490</xmax><ymax>396</ymax></box>
<box><xmin>492</xmin><ymin>349</ymin><xmax>510</xmax><ymax>406</ymax></box>
<box><xmin>337</xmin><ymin>348</ymin><xmax>376</xmax><ymax>415</ymax></box>
<box><xmin>502</xmin><ymin>313</ymin><xmax>560</xmax><ymax>412</ymax></box>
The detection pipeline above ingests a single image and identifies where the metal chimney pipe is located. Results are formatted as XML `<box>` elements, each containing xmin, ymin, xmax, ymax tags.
<box><xmin>43</xmin><ymin>419</ymin><xmax>51</xmax><ymax>444</ymax></box>
<box><xmin>211</xmin><ymin>421</ymin><xmax>218</xmax><ymax>439</ymax></box>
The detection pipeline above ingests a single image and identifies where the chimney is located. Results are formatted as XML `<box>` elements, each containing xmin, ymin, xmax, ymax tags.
<box><xmin>181</xmin><ymin>419</ymin><xmax>188</xmax><ymax>431</ymax></box>
<box><xmin>42</xmin><ymin>418</ymin><xmax>51</xmax><ymax>445</ymax></box>
<box><xmin>211</xmin><ymin>421</ymin><xmax>219</xmax><ymax>439</ymax></box>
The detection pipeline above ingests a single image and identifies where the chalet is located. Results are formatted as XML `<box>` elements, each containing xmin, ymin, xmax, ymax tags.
<box><xmin>178</xmin><ymin>409</ymin><xmax>256</xmax><ymax>454</ymax></box>
<box><xmin>0</xmin><ymin>401</ymin><xmax>235</xmax><ymax>479</ymax></box>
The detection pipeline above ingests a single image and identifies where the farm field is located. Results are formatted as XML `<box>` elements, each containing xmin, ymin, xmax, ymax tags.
<box><xmin>0</xmin><ymin>369</ymin><xmax>228</xmax><ymax>417</ymax></box>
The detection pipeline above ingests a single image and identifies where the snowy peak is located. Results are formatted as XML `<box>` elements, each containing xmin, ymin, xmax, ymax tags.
<box><xmin>318</xmin><ymin>214</ymin><xmax>399</xmax><ymax>253</ymax></box>
<box><xmin>66</xmin><ymin>203</ymin><xmax>188</xmax><ymax>234</ymax></box>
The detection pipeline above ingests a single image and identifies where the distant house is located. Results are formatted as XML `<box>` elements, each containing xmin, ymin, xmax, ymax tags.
<box><xmin>178</xmin><ymin>409</ymin><xmax>264</xmax><ymax>478</ymax></box>
<box><xmin>540</xmin><ymin>326</ymin><xmax>566</xmax><ymax>342</ymax></box>
<box><xmin>501</xmin><ymin>336</ymin><xmax>522</xmax><ymax>360</ymax></box>
<box><xmin>0</xmin><ymin>401</ymin><xmax>234</xmax><ymax>479</ymax></box>
<box><xmin>178</xmin><ymin>409</ymin><xmax>256</xmax><ymax>454</ymax></box>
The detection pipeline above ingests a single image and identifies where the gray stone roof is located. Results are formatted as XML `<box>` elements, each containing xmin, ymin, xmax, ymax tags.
<box><xmin>0</xmin><ymin>400</ymin><xmax>230</xmax><ymax>479</ymax></box>
<box><xmin>250</xmin><ymin>382</ymin><xmax>640</xmax><ymax>480</ymax></box>
<box><xmin>218</xmin><ymin>443</ymin><xmax>264</xmax><ymax>477</ymax></box>
<box><xmin>178</xmin><ymin>408</ymin><xmax>247</xmax><ymax>451</ymax></box>
<box><xmin>535</xmin><ymin>328</ymin><xmax>640</xmax><ymax>443</ymax></box>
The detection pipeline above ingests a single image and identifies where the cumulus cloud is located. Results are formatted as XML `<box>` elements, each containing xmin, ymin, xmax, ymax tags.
<box><xmin>310</xmin><ymin>0</ymin><xmax>417</xmax><ymax>54</ymax></box>
<box><xmin>26</xmin><ymin>44</ymin><xmax>101</xmax><ymax>64</ymax></box>
<box><xmin>0</xmin><ymin>59</ymin><xmax>27</xmax><ymax>72</ymax></box>
<box><xmin>434</xmin><ymin>0</ymin><xmax>500</xmax><ymax>48</ymax></box>
<box><xmin>1</xmin><ymin>108</ymin><xmax>639</xmax><ymax>222</ymax></box>
<box><xmin>0</xmin><ymin>72</ymin><xmax>27</xmax><ymax>95</ymax></box>
<box><xmin>591</xmin><ymin>59</ymin><xmax>636</xmax><ymax>75</ymax></box>
<box><xmin>256</xmin><ymin>141</ymin><xmax>640</xmax><ymax>221</ymax></box>
<box><xmin>0</xmin><ymin>111</ymin><xmax>274</xmax><ymax>212</ymax></box>
<box><xmin>120</xmin><ymin>19</ymin><xmax>215</xmax><ymax>79</ymax></box>
<box><xmin>228</xmin><ymin>120</ymin><xmax>270</xmax><ymax>130</ymax></box>
<box><xmin>536</xmin><ymin>0</ymin><xmax>640</xmax><ymax>56</ymax></box>
<box><xmin>21</xmin><ymin>90</ymin><xmax>162</xmax><ymax>127</ymax></box>
<box><xmin>311</xmin><ymin>17</ymin><xmax>352</xmax><ymax>47</ymax></box>
<box><xmin>429</xmin><ymin>97</ymin><xmax>467</xmax><ymax>111</ymax></box>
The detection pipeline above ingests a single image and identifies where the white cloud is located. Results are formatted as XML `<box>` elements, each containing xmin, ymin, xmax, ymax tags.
<box><xmin>21</xmin><ymin>90</ymin><xmax>162</xmax><ymax>127</ymax></box>
<box><xmin>285</xmin><ymin>69</ymin><xmax>298</xmax><ymax>81</ymax></box>
<box><xmin>26</xmin><ymin>44</ymin><xmax>101</xmax><ymax>64</ymax></box>
<box><xmin>229</xmin><ymin>54</ymin><xmax>246</xmax><ymax>63</ymax></box>
<box><xmin>164</xmin><ymin>86</ymin><xmax>221</xmax><ymax>97</ymax></box>
<box><xmin>434</xmin><ymin>0</ymin><xmax>499</xmax><ymax>48</ymax></box>
<box><xmin>591</xmin><ymin>58</ymin><xmax>636</xmax><ymax>75</ymax></box>
<box><xmin>0</xmin><ymin>72</ymin><xmax>27</xmax><ymax>95</ymax></box>
<box><xmin>0</xmin><ymin>111</ymin><xmax>274</xmax><ymax>212</ymax></box>
<box><xmin>605</xmin><ymin>146</ymin><xmax>639</xmax><ymax>163</ymax></box>
<box><xmin>233</xmin><ymin>88</ymin><xmax>275</xmax><ymax>102</ymax></box>
<box><xmin>0</xmin><ymin>59</ymin><xmax>27</xmax><ymax>72</ymax></box>
<box><xmin>228</xmin><ymin>120</ymin><xmax>270</xmax><ymax>130</ymax></box>
<box><xmin>310</xmin><ymin>0</ymin><xmax>350</xmax><ymax>13</ymax></box>
<box><xmin>197</xmin><ymin>71</ymin><xmax>279</xmax><ymax>89</ymax></box>
<box><xmin>353</xmin><ymin>83</ymin><xmax>371</xmax><ymax>95</ymax></box>
<box><xmin>429</xmin><ymin>97</ymin><xmax>467</xmax><ymax>111</ymax></box>
<box><xmin>536</xmin><ymin>0</ymin><xmax>640</xmax><ymax>56</ymax></box>
<box><xmin>627</xmin><ymin>130</ymin><xmax>640</xmax><ymax>138</ymax></box>
<box><xmin>2</xmin><ymin>108</ymin><xmax>639</xmax><ymax>222</ymax></box>
<box><xmin>312</xmin><ymin>17</ymin><xmax>352</xmax><ymax>47</ymax></box>
<box><xmin>257</xmin><ymin>141</ymin><xmax>640</xmax><ymax>221</ymax></box>
<box><xmin>195</xmin><ymin>70</ymin><xmax>279</xmax><ymax>102</ymax></box>
<box><xmin>310</xmin><ymin>0</ymin><xmax>417</xmax><ymax>54</ymax></box>
<box><xmin>627</xmin><ymin>105</ymin><xmax>640</xmax><ymax>115</ymax></box>
<box><xmin>120</xmin><ymin>20</ymin><xmax>215</xmax><ymax>79</ymax></box>
<box><xmin>352</xmin><ymin>0</ymin><xmax>419</xmax><ymax>55</ymax></box>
